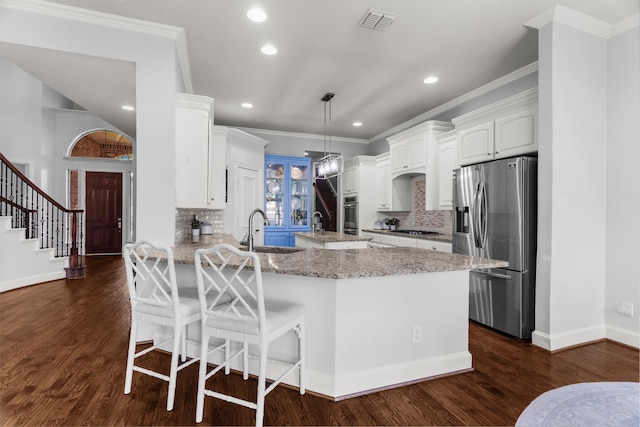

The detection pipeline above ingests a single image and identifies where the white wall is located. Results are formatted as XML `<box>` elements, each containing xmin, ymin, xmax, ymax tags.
<box><xmin>0</xmin><ymin>2</ymin><xmax>184</xmax><ymax>246</ymax></box>
<box><xmin>0</xmin><ymin>58</ymin><xmax>50</xmax><ymax>186</ymax></box>
<box><xmin>535</xmin><ymin>16</ymin><xmax>640</xmax><ymax>350</ymax></box>
<box><xmin>605</xmin><ymin>25</ymin><xmax>640</xmax><ymax>343</ymax></box>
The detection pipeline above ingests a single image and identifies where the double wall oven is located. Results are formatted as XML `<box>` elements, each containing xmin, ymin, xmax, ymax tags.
<box><xmin>343</xmin><ymin>196</ymin><xmax>358</xmax><ymax>235</ymax></box>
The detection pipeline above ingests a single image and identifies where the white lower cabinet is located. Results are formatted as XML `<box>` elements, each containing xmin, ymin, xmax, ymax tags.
<box><xmin>415</xmin><ymin>239</ymin><xmax>452</xmax><ymax>253</ymax></box>
<box><xmin>361</xmin><ymin>232</ymin><xmax>450</xmax><ymax>252</ymax></box>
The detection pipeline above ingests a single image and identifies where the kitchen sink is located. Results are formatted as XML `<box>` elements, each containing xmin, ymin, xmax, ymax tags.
<box><xmin>240</xmin><ymin>246</ymin><xmax>305</xmax><ymax>254</ymax></box>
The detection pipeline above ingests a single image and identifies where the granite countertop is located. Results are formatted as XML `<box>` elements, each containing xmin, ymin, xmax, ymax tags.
<box><xmin>361</xmin><ymin>229</ymin><xmax>453</xmax><ymax>243</ymax></box>
<box><xmin>293</xmin><ymin>231</ymin><xmax>371</xmax><ymax>243</ymax></box>
<box><xmin>161</xmin><ymin>233</ymin><xmax>507</xmax><ymax>280</ymax></box>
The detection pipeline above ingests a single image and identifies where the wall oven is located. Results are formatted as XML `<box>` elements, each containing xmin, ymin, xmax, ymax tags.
<box><xmin>343</xmin><ymin>196</ymin><xmax>358</xmax><ymax>235</ymax></box>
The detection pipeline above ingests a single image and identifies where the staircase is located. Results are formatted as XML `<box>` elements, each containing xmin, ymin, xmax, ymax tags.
<box><xmin>1</xmin><ymin>151</ymin><xmax>85</xmax><ymax>292</ymax></box>
<box><xmin>0</xmin><ymin>216</ymin><xmax>69</xmax><ymax>292</ymax></box>
<box><xmin>314</xmin><ymin>178</ymin><xmax>338</xmax><ymax>232</ymax></box>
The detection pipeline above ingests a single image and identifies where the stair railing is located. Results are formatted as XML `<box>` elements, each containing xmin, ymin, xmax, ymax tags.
<box><xmin>0</xmin><ymin>152</ymin><xmax>86</xmax><ymax>279</ymax></box>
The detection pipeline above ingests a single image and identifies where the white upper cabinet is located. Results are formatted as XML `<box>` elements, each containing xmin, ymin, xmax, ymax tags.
<box><xmin>175</xmin><ymin>93</ymin><xmax>225</xmax><ymax>209</ymax></box>
<box><xmin>388</xmin><ymin>126</ymin><xmax>429</xmax><ymax>175</ymax></box>
<box><xmin>387</xmin><ymin>121</ymin><xmax>454</xmax><ymax>210</ymax></box>
<box><xmin>436</xmin><ymin>130</ymin><xmax>458</xmax><ymax>209</ymax></box>
<box><xmin>342</xmin><ymin>162</ymin><xmax>359</xmax><ymax>194</ymax></box>
<box><xmin>375</xmin><ymin>153</ymin><xmax>391</xmax><ymax>211</ymax></box>
<box><xmin>453</xmin><ymin>88</ymin><xmax>538</xmax><ymax>166</ymax></box>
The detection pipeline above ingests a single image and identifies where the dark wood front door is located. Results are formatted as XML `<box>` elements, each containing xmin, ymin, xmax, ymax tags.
<box><xmin>85</xmin><ymin>172</ymin><xmax>122</xmax><ymax>254</ymax></box>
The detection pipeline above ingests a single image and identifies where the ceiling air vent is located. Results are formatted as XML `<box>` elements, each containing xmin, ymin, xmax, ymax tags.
<box><xmin>358</xmin><ymin>8</ymin><xmax>397</xmax><ymax>31</ymax></box>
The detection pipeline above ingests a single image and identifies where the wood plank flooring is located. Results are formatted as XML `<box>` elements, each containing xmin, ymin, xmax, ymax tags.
<box><xmin>1</xmin><ymin>255</ymin><xmax>638</xmax><ymax>426</ymax></box>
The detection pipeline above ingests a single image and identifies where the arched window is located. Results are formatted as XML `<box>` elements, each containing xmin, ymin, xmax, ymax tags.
<box><xmin>70</xmin><ymin>129</ymin><xmax>133</xmax><ymax>159</ymax></box>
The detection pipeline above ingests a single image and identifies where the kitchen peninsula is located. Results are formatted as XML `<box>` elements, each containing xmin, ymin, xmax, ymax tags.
<box><xmin>294</xmin><ymin>230</ymin><xmax>371</xmax><ymax>249</ymax></box>
<box><xmin>154</xmin><ymin>234</ymin><xmax>508</xmax><ymax>400</ymax></box>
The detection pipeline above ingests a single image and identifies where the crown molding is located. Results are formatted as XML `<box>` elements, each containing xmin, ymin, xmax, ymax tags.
<box><xmin>0</xmin><ymin>0</ymin><xmax>193</xmax><ymax>92</ymax></box>
<box><xmin>370</xmin><ymin>61</ymin><xmax>539</xmax><ymax>143</ymax></box>
<box><xmin>611</xmin><ymin>14</ymin><xmax>640</xmax><ymax>37</ymax></box>
<box><xmin>525</xmin><ymin>5</ymin><xmax>617</xmax><ymax>38</ymax></box>
<box><xmin>237</xmin><ymin>126</ymin><xmax>370</xmax><ymax>145</ymax></box>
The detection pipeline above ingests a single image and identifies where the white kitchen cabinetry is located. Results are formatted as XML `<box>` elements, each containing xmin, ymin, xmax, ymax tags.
<box><xmin>415</xmin><ymin>239</ymin><xmax>452</xmax><ymax>253</ymax></box>
<box><xmin>453</xmin><ymin>88</ymin><xmax>538</xmax><ymax>166</ymax></box>
<box><xmin>342</xmin><ymin>163</ymin><xmax>359</xmax><ymax>194</ymax></box>
<box><xmin>376</xmin><ymin>153</ymin><xmax>412</xmax><ymax>212</ymax></box>
<box><xmin>375</xmin><ymin>153</ymin><xmax>391</xmax><ymax>211</ymax></box>
<box><xmin>387</xmin><ymin>121</ymin><xmax>454</xmax><ymax>210</ymax></box>
<box><xmin>341</xmin><ymin>156</ymin><xmax>376</xmax><ymax>234</ymax></box>
<box><xmin>436</xmin><ymin>130</ymin><xmax>458</xmax><ymax>209</ymax></box>
<box><xmin>295</xmin><ymin>235</ymin><xmax>369</xmax><ymax>250</ymax></box>
<box><xmin>175</xmin><ymin>93</ymin><xmax>225</xmax><ymax>209</ymax></box>
<box><xmin>361</xmin><ymin>231</ymin><xmax>451</xmax><ymax>252</ymax></box>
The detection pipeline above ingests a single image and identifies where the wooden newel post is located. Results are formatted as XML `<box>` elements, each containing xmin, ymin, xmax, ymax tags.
<box><xmin>65</xmin><ymin>210</ymin><xmax>86</xmax><ymax>279</ymax></box>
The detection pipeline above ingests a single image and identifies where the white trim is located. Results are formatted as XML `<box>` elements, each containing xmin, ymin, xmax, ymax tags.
<box><xmin>0</xmin><ymin>270</ymin><xmax>66</xmax><ymax>293</ymax></box>
<box><xmin>0</xmin><ymin>0</ymin><xmax>184</xmax><ymax>38</ymax></box>
<box><xmin>237</xmin><ymin>61</ymin><xmax>538</xmax><ymax>144</ymax></box>
<box><xmin>606</xmin><ymin>324</ymin><xmax>640</xmax><ymax>349</ymax></box>
<box><xmin>532</xmin><ymin>325</ymin><xmax>607</xmax><ymax>351</ymax></box>
<box><xmin>370</xmin><ymin>62</ymin><xmax>539</xmax><ymax>143</ymax></box>
<box><xmin>237</xmin><ymin>126</ymin><xmax>370</xmax><ymax>145</ymax></box>
<box><xmin>333</xmin><ymin>351</ymin><xmax>472</xmax><ymax>398</ymax></box>
<box><xmin>524</xmin><ymin>5</ymin><xmax>638</xmax><ymax>39</ymax></box>
<box><xmin>611</xmin><ymin>14</ymin><xmax>640</xmax><ymax>37</ymax></box>
<box><xmin>0</xmin><ymin>0</ymin><xmax>193</xmax><ymax>92</ymax></box>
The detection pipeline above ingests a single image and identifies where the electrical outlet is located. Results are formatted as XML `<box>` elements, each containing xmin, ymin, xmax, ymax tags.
<box><xmin>618</xmin><ymin>301</ymin><xmax>634</xmax><ymax>318</ymax></box>
<box><xmin>412</xmin><ymin>325</ymin><xmax>422</xmax><ymax>344</ymax></box>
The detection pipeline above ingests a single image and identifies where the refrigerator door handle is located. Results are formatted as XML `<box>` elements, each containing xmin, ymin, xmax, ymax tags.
<box><xmin>478</xmin><ymin>181</ymin><xmax>487</xmax><ymax>248</ymax></box>
<box><xmin>471</xmin><ymin>269</ymin><xmax>512</xmax><ymax>280</ymax></box>
<box><xmin>473</xmin><ymin>182</ymin><xmax>481</xmax><ymax>248</ymax></box>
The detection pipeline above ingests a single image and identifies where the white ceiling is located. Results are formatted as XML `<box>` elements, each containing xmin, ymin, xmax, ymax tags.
<box><xmin>3</xmin><ymin>0</ymin><xmax>638</xmax><ymax>140</ymax></box>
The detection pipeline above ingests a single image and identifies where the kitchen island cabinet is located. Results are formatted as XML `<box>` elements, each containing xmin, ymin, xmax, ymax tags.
<box><xmin>362</xmin><ymin>229</ymin><xmax>453</xmax><ymax>252</ymax></box>
<box><xmin>294</xmin><ymin>231</ymin><xmax>370</xmax><ymax>249</ymax></box>
<box><xmin>143</xmin><ymin>235</ymin><xmax>506</xmax><ymax>400</ymax></box>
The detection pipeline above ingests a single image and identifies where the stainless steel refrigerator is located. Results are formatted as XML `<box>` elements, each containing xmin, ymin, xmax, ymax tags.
<box><xmin>452</xmin><ymin>156</ymin><xmax>537</xmax><ymax>340</ymax></box>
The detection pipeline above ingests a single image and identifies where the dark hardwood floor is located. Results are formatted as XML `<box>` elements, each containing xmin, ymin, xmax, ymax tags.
<box><xmin>1</xmin><ymin>255</ymin><xmax>638</xmax><ymax>426</ymax></box>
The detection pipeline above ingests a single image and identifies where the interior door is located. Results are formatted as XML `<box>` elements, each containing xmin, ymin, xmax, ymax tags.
<box><xmin>85</xmin><ymin>171</ymin><xmax>122</xmax><ymax>254</ymax></box>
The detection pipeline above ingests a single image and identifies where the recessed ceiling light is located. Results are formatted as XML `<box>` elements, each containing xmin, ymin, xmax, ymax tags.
<box><xmin>423</xmin><ymin>76</ymin><xmax>438</xmax><ymax>84</ymax></box>
<box><xmin>247</xmin><ymin>8</ymin><xmax>267</xmax><ymax>22</ymax></box>
<box><xmin>242</xmin><ymin>102</ymin><xmax>253</xmax><ymax>109</ymax></box>
<box><xmin>353</xmin><ymin>122</ymin><xmax>363</xmax><ymax>127</ymax></box>
<box><xmin>261</xmin><ymin>44</ymin><xmax>277</xmax><ymax>55</ymax></box>
<box><xmin>121</xmin><ymin>105</ymin><xmax>135</xmax><ymax>111</ymax></box>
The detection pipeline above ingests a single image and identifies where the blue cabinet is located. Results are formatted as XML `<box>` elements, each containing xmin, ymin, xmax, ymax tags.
<box><xmin>264</xmin><ymin>155</ymin><xmax>311</xmax><ymax>246</ymax></box>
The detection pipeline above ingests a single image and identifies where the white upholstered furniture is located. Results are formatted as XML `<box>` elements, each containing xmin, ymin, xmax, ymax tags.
<box><xmin>122</xmin><ymin>241</ymin><xmax>201</xmax><ymax>411</ymax></box>
<box><xmin>194</xmin><ymin>243</ymin><xmax>305</xmax><ymax>427</ymax></box>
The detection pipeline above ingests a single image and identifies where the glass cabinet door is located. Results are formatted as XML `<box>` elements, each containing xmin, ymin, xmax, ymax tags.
<box><xmin>265</xmin><ymin>161</ymin><xmax>285</xmax><ymax>227</ymax></box>
<box><xmin>290</xmin><ymin>162</ymin><xmax>309</xmax><ymax>227</ymax></box>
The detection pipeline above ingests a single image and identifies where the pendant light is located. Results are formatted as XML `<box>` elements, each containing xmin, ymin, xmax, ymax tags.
<box><xmin>316</xmin><ymin>92</ymin><xmax>343</xmax><ymax>179</ymax></box>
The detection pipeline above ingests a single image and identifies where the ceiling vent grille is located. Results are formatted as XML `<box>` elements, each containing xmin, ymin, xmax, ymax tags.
<box><xmin>358</xmin><ymin>8</ymin><xmax>397</xmax><ymax>31</ymax></box>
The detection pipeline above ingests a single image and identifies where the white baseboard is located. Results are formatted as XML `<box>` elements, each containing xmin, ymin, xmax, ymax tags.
<box><xmin>174</xmin><ymin>340</ymin><xmax>471</xmax><ymax>399</ymax></box>
<box><xmin>606</xmin><ymin>324</ymin><xmax>640</xmax><ymax>349</ymax></box>
<box><xmin>0</xmin><ymin>271</ymin><xmax>66</xmax><ymax>293</ymax></box>
<box><xmin>532</xmin><ymin>324</ymin><xmax>639</xmax><ymax>351</ymax></box>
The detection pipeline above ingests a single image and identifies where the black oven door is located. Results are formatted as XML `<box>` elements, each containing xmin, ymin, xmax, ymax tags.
<box><xmin>344</xmin><ymin>198</ymin><xmax>358</xmax><ymax>231</ymax></box>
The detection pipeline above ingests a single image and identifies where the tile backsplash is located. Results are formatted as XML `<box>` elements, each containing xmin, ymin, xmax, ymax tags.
<box><xmin>378</xmin><ymin>176</ymin><xmax>452</xmax><ymax>232</ymax></box>
<box><xmin>175</xmin><ymin>208</ymin><xmax>224</xmax><ymax>243</ymax></box>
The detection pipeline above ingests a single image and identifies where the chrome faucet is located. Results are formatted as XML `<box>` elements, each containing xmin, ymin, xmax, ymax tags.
<box><xmin>312</xmin><ymin>211</ymin><xmax>323</xmax><ymax>232</ymax></box>
<box><xmin>247</xmin><ymin>208</ymin><xmax>269</xmax><ymax>252</ymax></box>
